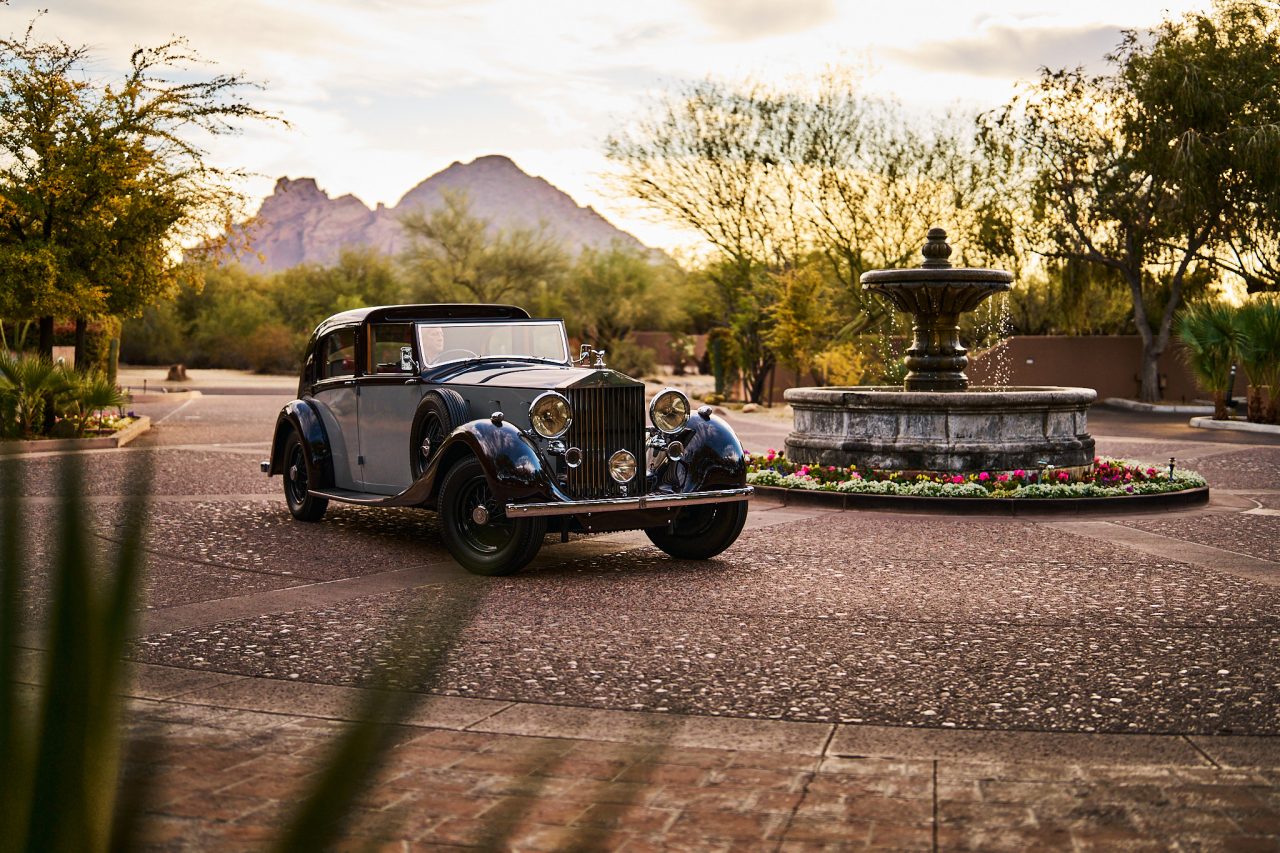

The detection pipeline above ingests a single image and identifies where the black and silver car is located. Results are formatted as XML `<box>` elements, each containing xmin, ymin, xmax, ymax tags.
<box><xmin>262</xmin><ymin>304</ymin><xmax>752</xmax><ymax>575</ymax></box>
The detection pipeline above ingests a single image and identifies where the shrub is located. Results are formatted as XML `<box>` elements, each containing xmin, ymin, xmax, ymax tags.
<box><xmin>1236</xmin><ymin>295</ymin><xmax>1280</xmax><ymax>423</ymax></box>
<box><xmin>1177</xmin><ymin>300</ymin><xmax>1242</xmax><ymax>419</ymax></box>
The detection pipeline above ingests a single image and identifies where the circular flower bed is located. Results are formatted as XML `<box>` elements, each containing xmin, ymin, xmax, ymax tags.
<box><xmin>746</xmin><ymin>452</ymin><xmax>1207</xmax><ymax>499</ymax></box>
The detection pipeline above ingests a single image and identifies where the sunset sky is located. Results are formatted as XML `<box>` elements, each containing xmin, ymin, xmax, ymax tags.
<box><xmin>13</xmin><ymin>0</ymin><xmax>1206</xmax><ymax>250</ymax></box>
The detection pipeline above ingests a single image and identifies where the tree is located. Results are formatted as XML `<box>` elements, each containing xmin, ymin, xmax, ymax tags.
<box><xmin>605</xmin><ymin>79</ymin><xmax>807</xmax><ymax>402</ymax></box>
<box><xmin>982</xmin><ymin>0</ymin><xmax>1280</xmax><ymax>401</ymax></box>
<box><xmin>0</xmin><ymin>19</ymin><xmax>281</xmax><ymax>368</ymax></box>
<box><xmin>563</xmin><ymin>246</ymin><xmax>682</xmax><ymax>349</ymax></box>
<box><xmin>400</xmin><ymin>191</ymin><xmax>566</xmax><ymax>305</ymax></box>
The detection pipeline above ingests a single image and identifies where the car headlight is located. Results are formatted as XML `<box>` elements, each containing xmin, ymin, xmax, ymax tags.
<box><xmin>649</xmin><ymin>388</ymin><xmax>690</xmax><ymax>434</ymax></box>
<box><xmin>529</xmin><ymin>392</ymin><xmax>572</xmax><ymax>439</ymax></box>
<box><xmin>609</xmin><ymin>449</ymin><xmax>637</xmax><ymax>483</ymax></box>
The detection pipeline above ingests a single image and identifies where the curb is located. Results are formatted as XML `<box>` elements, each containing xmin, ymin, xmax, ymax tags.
<box><xmin>0</xmin><ymin>416</ymin><xmax>151</xmax><ymax>455</ymax></box>
<box><xmin>110</xmin><ymin>661</ymin><xmax>1280</xmax><ymax>769</ymax></box>
<box><xmin>127</xmin><ymin>389</ymin><xmax>201</xmax><ymax>404</ymax></box>
<box><xmin>750</xmin><ymin>483</ymin><xmax>1210</xmax><ymax>515</ymax></box>
<box><xmin>1102</xmin><ymin>397</ymin><xmax>1214</xmax><ymax>414</ymax></box>
<box><xmin>1189</xmin><ymin>416</ymin><xmax>1280</xmax><ymax>436</ymax></box>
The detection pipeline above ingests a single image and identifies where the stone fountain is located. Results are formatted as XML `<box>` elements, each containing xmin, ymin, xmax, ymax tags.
<box><xmin>784</xmin><ymin>229</ymin><xmax>1096</xmax><ymax>474</ymax></box>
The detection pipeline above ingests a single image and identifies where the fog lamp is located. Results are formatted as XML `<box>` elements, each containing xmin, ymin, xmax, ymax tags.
<box><xmin>609</xmin><ymin>449</ymin><xmax>637</xmax><ymax>483</ymax></box>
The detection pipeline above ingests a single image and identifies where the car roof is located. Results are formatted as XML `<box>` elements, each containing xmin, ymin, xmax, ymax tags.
<box><xmin>313</xmin><ymin>303</ymin><xmax>532</xmax><ymax>338</ymax></box>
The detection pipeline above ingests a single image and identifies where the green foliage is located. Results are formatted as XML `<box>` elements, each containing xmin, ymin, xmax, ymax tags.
<box><xmin>400</xmin><ymin>191</ymin><xmax>565</xmax><ymax>304</ymax></box>
<box><xmin>0</xmin><ymin>20</ymin><xmax>282</xmax><ymax>339</ymax></box>
<box><xmin>1236</xmin><ymin>295</ymin><xmax>1280</xmax><ymax>421</ymax></box>
<box><xmin>63</xmin><ymin>371</ymin><xmax>127</xmax><ymax>438</ymax></box>
<box><xmin>1177</xmin><ymin>300</ymin><xmax>1243</xmax><ymax>420</ymax></box>
<box><xmin>122</xmin><ymin>250</ymin><xmax>407</xmax><ymax>372</ymax></box>
<box><xmin>981</xmin><ymin>0</ymin><xmax>1280</xmax><ymax>400</ymax></box>
<box><xmin>0</xmin><ymin>353</ymin><xmax>73</xmax><ymax>437</ymax></box>
<box><xmin>0</xmin><ymin>458</ymin><xmax>148</xmax><ymax>853</ymax></box>
<box><xmin>562</xmin><ymin>246</ymin><xmax>685</xmax><ymax>353</ymax></box>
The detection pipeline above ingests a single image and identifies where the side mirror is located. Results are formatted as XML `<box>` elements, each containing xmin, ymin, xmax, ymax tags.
<box><xmin>578</xmin><ymin>343</ymin><xmax>591</xmax><ymax>365</ymax></box>
<box><xmin>400</xmin><ymin>346</ymin><xmax>418</xmax><ymax>373</ymax></box>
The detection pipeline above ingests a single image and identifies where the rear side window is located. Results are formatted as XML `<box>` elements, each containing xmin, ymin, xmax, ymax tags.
<box><xmin>370</xmin><ymin>324</ymin><xmax>416</xmax><ymax>373</ymax></box>
<box><xmin>319</xmin><ymin>328</ymin><xmax>357</xmax><ymax>379</ymax></box>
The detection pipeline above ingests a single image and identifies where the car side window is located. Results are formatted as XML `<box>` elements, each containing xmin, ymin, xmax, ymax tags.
<box><xmin>371</xmin><ymin>324</ymin><xmax>416</xmax><ymax>373</ymax></box>
<box><xmin>320</xmin><ymin>328</ymin><xmax>357</xmax><ymax>380</ymax></box>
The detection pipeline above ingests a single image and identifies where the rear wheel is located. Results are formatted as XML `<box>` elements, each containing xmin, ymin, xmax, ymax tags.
<box><xmin>439</xmin><ymin>457</ymin><xmax>546</xmax><ymax>575</ymax></box>
<box><xmin>645</xmin><ymin>500</ymin><xmax>747</xmax><ymax>560</ymax></box>
<box><xmin>282</xmin><ymin>431</ymin><xmax>328</xmax><ymax>522</ymax></box>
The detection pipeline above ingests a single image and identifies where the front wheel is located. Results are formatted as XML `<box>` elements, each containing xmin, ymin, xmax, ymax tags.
<box><xmin>438</xmin><ymin>457</ymin><xmax>546</xmax><ymax>576</ymax></box>
<box><xmin>282</xmin><ymin>431</ymin><xmax>328</xmax><ymax>522</ymax></box>
<box><xmin>645</xmin><ymin>500</ymin><xmax>747</xmax><ymax>560</ymax></box>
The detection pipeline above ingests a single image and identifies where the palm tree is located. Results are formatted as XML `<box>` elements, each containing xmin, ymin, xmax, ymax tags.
<box><xmin>0</xmin><ymin>354</ymin><xmax>75</xmax><ymax>437</ymax></box>
<box><xmin>65</xmin><ymin>372</ymin><xmax>128</xmax><ymax>437</ymax></box>
<box><xmin>1176</xmin><ymin>300</ymin><xmax>1243</xmax><ymax>420</ymax></box>
<box><xmin>1236</xmin><ymin>295</ymin><xmax>1280</xmax><ymax>423</ymax></box>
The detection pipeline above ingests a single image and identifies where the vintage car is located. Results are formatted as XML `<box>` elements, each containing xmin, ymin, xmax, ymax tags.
<box><xmin>262</xmin><ymin>304</ymin><xmax>752</xmax><ymax>575</ymax></box>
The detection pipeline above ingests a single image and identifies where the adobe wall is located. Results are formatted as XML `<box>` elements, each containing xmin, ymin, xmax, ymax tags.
<box><xmin>967</xmin><ymin>336</ymin><xmax>1208</xmax><ymax>402</ymax></box>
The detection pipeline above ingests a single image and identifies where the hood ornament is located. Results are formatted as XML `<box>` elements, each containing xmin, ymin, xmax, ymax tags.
<box><xmin>577</xmin><ymin>343</ymin><xmax>607</xmax><ymax>368</ymax></box>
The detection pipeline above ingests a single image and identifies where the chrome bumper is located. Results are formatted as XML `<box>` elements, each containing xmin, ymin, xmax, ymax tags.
<box><xmin>504</xmin><ymin>486</ymin><xmax>753</xmax><ymax>518</ymax></box>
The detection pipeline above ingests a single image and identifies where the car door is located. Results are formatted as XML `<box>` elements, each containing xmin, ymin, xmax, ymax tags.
<box><xmin>310</xmin><ymin>325</ymin><xmax>363</xmax><ymax>490</ymax></box>
<box><xmin>358</xmin><ymin>322</ymin><xmax>425</xmax><ymax>495</ymax></box>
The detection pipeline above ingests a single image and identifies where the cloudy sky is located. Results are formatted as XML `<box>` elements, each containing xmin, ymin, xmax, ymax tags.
<box><xmin>12</xmin><ymin>0</ymin><xmax>1206</xmax><ymax>250</ymax></box>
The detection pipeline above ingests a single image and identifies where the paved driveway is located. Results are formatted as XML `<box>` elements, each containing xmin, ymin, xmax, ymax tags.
<box><xmin>8</xmin><ymin>390</ymin><xmax>1280</xmax><ymax>850</ymax></box>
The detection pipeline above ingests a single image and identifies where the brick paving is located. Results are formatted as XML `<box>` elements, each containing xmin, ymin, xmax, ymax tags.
<box><xmin>7</xmin><ymin>391</ymin><xmax>1280</xmax><ymax>850</ymax></box>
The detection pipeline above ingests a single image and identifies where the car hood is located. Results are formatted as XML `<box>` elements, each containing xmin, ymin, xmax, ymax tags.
<box><xmin>439</xmin><ymin>363</ymin><xmax>644</xmax><ymax>391</ymax></box>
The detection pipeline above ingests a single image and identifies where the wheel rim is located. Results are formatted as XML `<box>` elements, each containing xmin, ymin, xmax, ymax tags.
<box><xmin>451</xmin><ymin>475</ymin><xmax>514</xmax><ymax>555</ymax></box>
<box><xmin>415</xmin><ymin>412</ymin><xmax>448</xmax><ymax>477</ymax></box>
<box><xmin>287</xmin><ymin>444</ymin><xmax>309</xmax><ymax>506</ymax></box>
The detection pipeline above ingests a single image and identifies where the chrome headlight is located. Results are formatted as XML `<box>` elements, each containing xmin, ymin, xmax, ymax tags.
<box><xmin>529</xmin><ymin>392</ymin><xmax>572</xmax><ymax>439</ymax></box>
<box><xmin>609</xmin><ymin>449</ymin><xmax>637</xmax><ymax>482</ymax></box>
<box><xmin>649</xmin><ymin>388</ymin><xmax>690</xmax><ymax>434</ymax></box>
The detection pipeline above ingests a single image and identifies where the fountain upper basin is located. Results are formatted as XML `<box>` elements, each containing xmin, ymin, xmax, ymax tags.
<box><xmin>784</xmin><ymin>385</ymin><xmax>1097</xmax><ymax>474</ymax></box>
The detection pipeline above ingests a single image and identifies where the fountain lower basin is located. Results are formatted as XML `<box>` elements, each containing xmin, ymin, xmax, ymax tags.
<box><xmin>784</xmin><ymin>385</ymin><xmax>1097</xmax><ymax>474</ymax></box>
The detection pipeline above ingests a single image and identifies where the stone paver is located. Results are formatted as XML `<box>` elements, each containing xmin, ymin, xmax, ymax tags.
<box><xmin>9</xmin><ymin>389</ymin><xmax>1280</xmax><ymax>849</ymax></box>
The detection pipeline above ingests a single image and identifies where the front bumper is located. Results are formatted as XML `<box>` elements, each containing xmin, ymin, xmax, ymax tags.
<box><xmin>504</xmin><ymin>486</ymin><xmax>753</xmax><ymax>518</ymax></box>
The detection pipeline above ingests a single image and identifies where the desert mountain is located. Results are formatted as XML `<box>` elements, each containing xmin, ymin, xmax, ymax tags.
<box><xmin>236</xmin><ymin>155</ymin><xmax>647</xmax><ymax>271</ymax></box>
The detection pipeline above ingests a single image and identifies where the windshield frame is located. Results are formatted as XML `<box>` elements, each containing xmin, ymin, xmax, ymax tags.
<box><xmin>414</xmin><ymin>319</ymin><xmax>571</xmax><ymax>367</ymax></box>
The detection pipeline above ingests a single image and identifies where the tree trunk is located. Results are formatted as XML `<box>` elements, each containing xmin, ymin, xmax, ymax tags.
<box><xmin>73</xmin><ymin>317</ymin><xmax>87</xmax><ymax>372</ymax></box>
<box><xmin>38</xmin><ymin>316</ymin><xmax>54</xmax><ymax>359</ymax></box>
<box><xmin>1138</xmin><ymin>347</ymin><xmax>1161</xmax><ymax>404</ymax></box>
<box><xmin>107</xmin><ymin>337</ymin><xmax>120</xmax><ymax>384</ymax></box>
<box><xmin>1212</xmin><ymin>390</ymin><xmax>1228</xmax><ymax>421</ymax></box>
<box><xmin>1247</xmin><ymin>385</ymin><xmax>1265</xmax><ymax>423</ymax></box>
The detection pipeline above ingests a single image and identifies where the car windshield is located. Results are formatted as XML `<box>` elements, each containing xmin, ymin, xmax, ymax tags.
<box><xmin>416</xmin><ymin>321</ymin><xmax>570</xmax><ymax>366</ymax></box>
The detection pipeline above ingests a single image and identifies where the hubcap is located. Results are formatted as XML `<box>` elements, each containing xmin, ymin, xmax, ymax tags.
<box><xmin>471</xmin><ymin>505</ymin><xmax>490</xmax><ymax>526</ymax></box>
<box><xmin>454</xmin><ymin>476</ymin><xmax>513</xmax><ymax>554</ymax></box>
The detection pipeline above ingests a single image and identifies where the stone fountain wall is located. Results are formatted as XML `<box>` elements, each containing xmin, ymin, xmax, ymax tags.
<box><xmin>784</xmin><ymin>385</ymin><xmax>1097</xmax><ymax>473</ymax></box>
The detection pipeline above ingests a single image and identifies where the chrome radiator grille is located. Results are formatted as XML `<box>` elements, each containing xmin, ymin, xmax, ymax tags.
<box><xmin>563</xmin><ymin>385</ymin><xmax>646</xmax><ymax>500</ymax></box>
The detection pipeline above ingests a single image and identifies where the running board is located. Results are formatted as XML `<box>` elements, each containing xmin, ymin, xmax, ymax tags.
<box><xmin>308</xmin><ymin>488</ymin><xmax>404</xmax><ymax>506</ymax></box>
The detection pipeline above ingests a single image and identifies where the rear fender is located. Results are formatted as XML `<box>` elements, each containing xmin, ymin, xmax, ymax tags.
<box><xmin>268</xmin><ymin>400</ymin><xmax>335</xmax><ymax>489</ymax></box>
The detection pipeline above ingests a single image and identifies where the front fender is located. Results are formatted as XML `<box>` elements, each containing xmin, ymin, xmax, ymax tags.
<box><xmin>268</xmin><ymin>400</ymin><xmax>335</xmax><ymax>489</ymax></box>
<box><xmin>668</xmin><ymin>411</ymin><xmax>747</xmax><ymax>493</ymax></box>
<box><xmin>396</xmin><ymin>418</ymin><xmax>566</xmax><ymax>507</ymax></box>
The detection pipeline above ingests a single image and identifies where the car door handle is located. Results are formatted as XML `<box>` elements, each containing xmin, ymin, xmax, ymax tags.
<box><xmin>403</xmin><ymin>378</ymin><xmax>422</xmax><ymax>385</ymax></box>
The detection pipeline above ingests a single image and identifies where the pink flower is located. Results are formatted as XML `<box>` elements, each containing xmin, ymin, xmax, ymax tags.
<box><xmin>978</xmin><ymin>472</ymin><xmax>990</xmax><ymax>481</ymax></box>
<box><xmin>1146</xmin><ymin>467</ymin><xmax>1156</xmax><ymax>476</ymax></box>
<box><xmin>798</xmin><ymin>465</ymin><xmax>809</xmax><ymax>476</ymax></box>
<box><xmin>997</xmin><ymin>474</ymin><xmax>1009</xmax><ymax>483</ymax></box>
<box><xmin>852</xmin><ymin>472</ymin><xmax>862</xmax><ymax>480</ymax></box>
<box><xmin>1057</xmin><ymin>471</ymin><xmax>1070</xmax><ymax>481</ymax></box>
<box><xmin>766</xmin><ymin>449</ymin><xmax>776</xmax><ymax>460</ymax></box>
<box><xmin>1013</xmin><ymin>469</ymin><xmax>1026</xmax><ymax>478</ymax></box>
<box><xmin>950</xmin><ymin>475</ymin><xmax>964</xmax><ymax>484</ymax></box>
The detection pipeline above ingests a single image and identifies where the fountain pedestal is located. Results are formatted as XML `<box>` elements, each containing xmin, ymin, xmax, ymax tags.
<box><xmin>784</xmin><ymin>229</ymin><xmax>1097</xmax><ymax>474</ymax></box>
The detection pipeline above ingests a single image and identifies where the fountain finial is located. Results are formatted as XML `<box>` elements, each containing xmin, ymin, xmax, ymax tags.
<box><xmin>920</xmin><ymin>228</ymin><xmax>952</xmax><ymax>269</ymax></box>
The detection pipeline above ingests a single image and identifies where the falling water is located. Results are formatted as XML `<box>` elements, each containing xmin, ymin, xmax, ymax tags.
<box><xmin>971</xmin><ymin>293</ymin><xmax>1013</xmax><ymax>388</ymax></box>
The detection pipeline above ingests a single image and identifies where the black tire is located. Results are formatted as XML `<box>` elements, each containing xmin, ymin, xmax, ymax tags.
<box><xmin>282</xmin><ymin>431</ymin><xmax>328</xmax><ymax>522</ymax></box>
<box><xmin>439</xmin><ymin>457</ymin><xmax>546</xmax><ymax>576</ymax></box>
<box><xmin>410</xmin><ymin>391</ymin><xmax>468</xmax><ymax>479</ymax></box>
<box><xmin>645</xmin><ymin>500</ymin><xmax>748</xmax><ymax>560</ymax></box>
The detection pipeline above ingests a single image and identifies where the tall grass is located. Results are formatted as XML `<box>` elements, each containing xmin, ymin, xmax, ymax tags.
<box><xmin>1</xmin><ymin>459</ymin><xmax>673</xmax><ymax>850</ymax></box>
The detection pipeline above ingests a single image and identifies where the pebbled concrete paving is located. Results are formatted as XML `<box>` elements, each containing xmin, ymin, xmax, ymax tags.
<box><xmin>10</xmin><ymin>390</ymin><xmax>1280</xmax><ymax>849</ymax></box>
